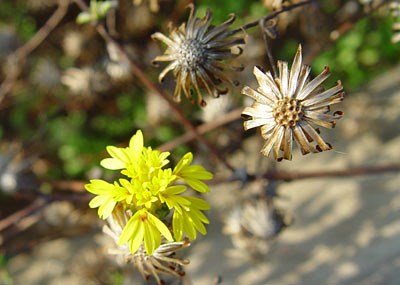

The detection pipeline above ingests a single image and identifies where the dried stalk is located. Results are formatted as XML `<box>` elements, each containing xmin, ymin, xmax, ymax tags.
<box><xmin>0</xmin><ymin>0</ymin><xmax>70</xmax><ymax>104</ymax></box>
<box><xmin>74</xmin><ymin>0</ymin><xmax>236</xmax><ymax>172</ymax></box>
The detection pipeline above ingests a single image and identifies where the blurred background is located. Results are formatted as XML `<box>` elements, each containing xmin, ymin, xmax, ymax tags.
<box><xmin>1</xmin><ymin>0</ymin><xmax>400</xmax><ymax>284</ymax></box>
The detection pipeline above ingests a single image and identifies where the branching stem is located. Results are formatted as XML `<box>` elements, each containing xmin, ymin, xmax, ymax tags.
<box><xmin>74</xmin><ymin>0</ymin><xmax>236</xmax><ymax>172</ymax></box>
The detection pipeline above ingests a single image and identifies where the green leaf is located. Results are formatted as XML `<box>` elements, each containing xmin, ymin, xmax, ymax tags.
<box><xmin>97</xmin><ymin>1</ymin><xmax>114</xmax><ymax>18</ymax></box>
<box><xmin>76</xmin><ymin>12</ymin><xmax>92</xmax><ymax>24</ymax></box>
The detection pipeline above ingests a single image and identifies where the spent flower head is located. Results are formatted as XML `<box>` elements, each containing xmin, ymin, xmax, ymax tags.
<box><xmin>390</xmin><ymin>1</ymin><xmax>400</xmax><ymax>43</ymax></box>
<box><xmin>85</xmin><ymin>130</ymin><xmax>213</xmax><ymax>255</ymax></box>
<box><xmin>103</xmin><ymin>211</ymin><xmax>190</xmax><ymax>285</ymax></box>
<box><xmin>242</xmin><ymin>45</ymin><xmax>344</xmax><ymax>160</ymax></box>
<box><xmin>223</xmin><ymin>196</ymin><xmax>290</xmax><ymax>258</ymax></box>
<box><xmin>152</xmin><ymin>4</ymin><xmax>245</xmax><ymax>106</ymax></box>
<box><xmin>133</xmin><ymin>0</ymin><xmax>160</xmax><ymax>12</ymax></box>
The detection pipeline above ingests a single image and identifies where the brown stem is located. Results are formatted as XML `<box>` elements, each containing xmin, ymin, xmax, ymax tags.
<box><xmin>0</xmin><ymin>0</ymin><xmax>70</xmax><ymax>104</ymax></box>
<box><xmin>260</xmin><ymin>23</ymin><xmax>279</xmax><ymax>78</ymax></box>
<box><xmin>216</xmin><ymin>163</ymin><xmax>400</xmax><ymax>184</ymax></box>
<box><xmin>73</xmin><ymin>0</ymin><xmax>235</xmax><ymax>172</ymax></box>
<box><xmin>262</xmin><ymin>164</ymin><xmax>400</xmax><ymax>182</ymax></box>
<box><xmin>0</xmin><ymin>197</ymin><xmax>46</xmax><ymax>232</ymax></box>
<box><xmin>227</xmin><ymin>0</ymin><xmax>315</xmax><ymax>36</ymax></box>
<box><xmin>158</xmin><ymin>108</ymin><xmax>242</xmax><ymax>152</ymax></box>
<box><xmin>330</xmin><ymin>0</ymin><xmax>390</xmax><ymax>41</ymax></box>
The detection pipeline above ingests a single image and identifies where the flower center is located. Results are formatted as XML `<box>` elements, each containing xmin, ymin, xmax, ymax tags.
<box><xmin>178</xmin><ymin>38</ymin><xmax>205</xmax><ymax>70</ymax></box>
<box><xmin>273</xmin><ymin>97</ymin><xmax>303</xmax><ymax>127</ymax></box>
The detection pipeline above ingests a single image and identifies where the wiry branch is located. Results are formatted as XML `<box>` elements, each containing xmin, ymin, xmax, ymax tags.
<box><xmin>262</xmin><ymin>163</ymin><xmax>400</xmax><ymax>181</ymax></box>
<box><xmin>0</xmin><ymin>0</ymin><xmax>70</xmax><ymax>105</ymax></box>
<box><xmin>158</xmin><ymin>108</ymin><xmax>242</xmax><ymax>152</ymax></box>
<box><xmin>227</xmin><ymin>0</ymin><xmax>315</xmax><ymax>36</ymax></box>
<box><xmin>330</xmin><ymin>0</ymin><xmax>391</xmax><ymax>41</ymax></box>
<box><xmin>208</xmin><ymin>164</ymin><xmax>400</xmax><ymax>184</ymax></box>
<box><xmin>73</xmin><ymin>0</ymin><xmax>235</xmax><ymax>172</ymax></box>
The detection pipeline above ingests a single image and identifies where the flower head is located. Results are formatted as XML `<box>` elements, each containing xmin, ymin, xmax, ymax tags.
<box><xmin>103</xmin><ymin>212</ymin><xmax>190</xmax><ymax>285</ymax></box>
<box><xmin>152</xmin><ymin>4</ymin><xmax>245</xmax><ymax>106</ymax></box>
<box><xmin>133</xmin><ymin>0</ymin><xmax>160</xmax><ymax>12</ymax></box>
<box><xmin>242</xmin><ymin>45</ymin><xmax>344</xmax><ymax>160</ymax></box>
<box><xmin>85</xmin><ymin>130</ymin><xmax>213</xmax><ymax>255</ymax></box>
<box><xmin>390</xmin><ymin>1</ymin><xmax>400</xmax><ymax>43</ymax></box>
<box><xmin>223</xmin><ymin>196</ymin><xmax>289</xmax><ymax>258</ymax></box>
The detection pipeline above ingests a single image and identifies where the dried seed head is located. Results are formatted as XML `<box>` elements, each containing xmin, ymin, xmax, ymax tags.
<box><xmin>241</xmin><ymin>45</ymin><xmax>344</xmax><ymax>160</ymax></box>
<box><xmin>178</xmin><ymin>38</ymin><xmax>206</xmax><ymax>69</ymax></box>
<box><xmin>273</xmin><ymin>98</ymin><xmax>303</xmax><ymax>127</ymax></box>
<box><xmin>103</xmin><ymin>212</ymin><xmax>191</xmax><ymax>285</ymax></box>
<box><xmin>152</xmin><ymin>4</ymin><xmax>245</xmax><ymax>106</ymax></box>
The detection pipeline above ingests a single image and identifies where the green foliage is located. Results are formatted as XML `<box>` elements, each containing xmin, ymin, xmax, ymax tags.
<box><xmin>0</xmin><ymin>255</ymin><xmax>12</xmax><ymax>285</ymax></box>
<box><xmin>197</xmin><ymin>0</ymin><xmax>266</xmax><ymax>25</ymax></box>
<box><xmin>313</xmin><ymin>17</ymin><xmax>400</xmax><ymax>91</ymax></box>
<box><xmin>109</xmin><ymin>270</ymin><xmax>124</xmax><ymax>285</ymax></box>
<box><xmin>0</xmin><ymin>1</ymin><xmax>36</xmax><ymax>40</ymax></box>
<box><xmin>76</xmin><ymin>0</ymin><xmax>115</xmax><ymax>24</ymax></box>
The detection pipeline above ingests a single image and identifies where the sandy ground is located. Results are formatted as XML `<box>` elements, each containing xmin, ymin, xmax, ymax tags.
<box><xmin>5</xmin><ymin>64</ymin><xmax>400</xmax><ymax>285</ymax></box>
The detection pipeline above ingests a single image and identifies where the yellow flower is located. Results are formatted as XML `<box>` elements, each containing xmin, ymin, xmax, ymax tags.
<box><xmin>173</xmin><ymin>152</ymin><xmax>213</xmax><ymax>193</ymax></box>
<box><xmin>85</xmin><ymin>130</ymin><xmax>213</xmax><ymax>255</ymax></box>
<box><xmin>133</xmin><ymin>0</ymin><xmax>159</xmax><ymax>13</ymax></box>
<box><xmin>118</xmin><ymin>209</ymin><xmax>174</xmax><ymax>255</ymax></box>
<box><xmin>172</xmin><ymin>196</ymin><xmax>210</xmax><ymax>241</ymax></box>
<box><xmin>100</xmin><ymin>129</ymin><xmax>145</xmax><ymax>172</ymax></box>
<box><xmin>85</xmin><ymin>179</ymin><xmax>128</xmax><ymax>219</ymax></box>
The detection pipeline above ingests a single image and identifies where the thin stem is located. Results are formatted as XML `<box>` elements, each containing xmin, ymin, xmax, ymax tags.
<box><xmin>0</xmin><ymin>198</ymin><xmax>46</xmax><ymax>232</ymax></box>
<box><xmin>260</xmin><ymin>21</ymin><xmax>279</xmax><ymax>78</ymax></box>
<box><xmin>158</xmin><ymin>108</ymin><xmax>242</xmax><ymax>152</ymax></box>
<box><xmin>261</xmin><ymin>164</ymin><xmax>400</xmax><ymax>182</ymax></box>
<box><xmin>0</xmin><ymin>0</ymin><xmax>70</xmax><ymax>104</ymax></box>
<box><xmin>227</xmin><ymin>0</ymin><xmax>315</xmax><ymax>36</ymax></box>
<box><xmin>209</xmin><ymin>163</ymin><xmax>400</xmax><ymax>184</ymax></box>
<box><xmin>73</xmin><ymin>0</ymin><xmax>235</xmax><ymax>172</ymax></box>
<box><xmin>330</xmin><ymin>0</ymin><xmax>390</xmax><ymax>41</ymax></box>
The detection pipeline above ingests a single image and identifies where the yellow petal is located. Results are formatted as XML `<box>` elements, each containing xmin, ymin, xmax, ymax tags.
<box><xmin>100</xmin><ymin>158</ymin><xmax>125</xmax><ymax>170</ymax></box>
<box><xmin>129</xmin><ymin>130</ymin><xmax>144</xmax><ymax>161</ymax></box>
<box><xmin>148</xmin><ymin>212</ymin><xmax>174</xmax><ymax>241</ymax></box>
<box><xmin>128</xmin><ymin>222</ymin><xmax>144</xmax><ymax>254</ymax></box>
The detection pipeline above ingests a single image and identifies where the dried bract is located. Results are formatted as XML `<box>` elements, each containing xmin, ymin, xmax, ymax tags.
<box><xmin>242</xmin><ymin>45</ymin><xmax>344</xmax><ymax>160</ymax></box>
<box><xmin>104</xmin><ymin>212</ymin><xmax>190</xmax><ymax>285</ymax></box>
<box><xmin>223</xmin><ymin>197</ymin><xmax>288</xmax><ymax>258</ymax></box>
<box><xmin>133</xmin><ymin>0</ymin><xmax>160</xmax><ymax>12</ymax></box>
<box><xmin>390</xmin><ymin>1</ymin><xmax>400</xmax><ymax>43</ymax></box>
<box><xmin>152</xmin><ymin>4</ymin><xmax>245</xmax><ymax>106</ymax></box>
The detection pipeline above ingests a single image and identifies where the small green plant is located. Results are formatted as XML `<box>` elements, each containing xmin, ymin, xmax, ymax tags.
<box><xmin>76</xmin><ymin>0</ymin><xmax>115</xmax><ymax>24</ymax></box>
